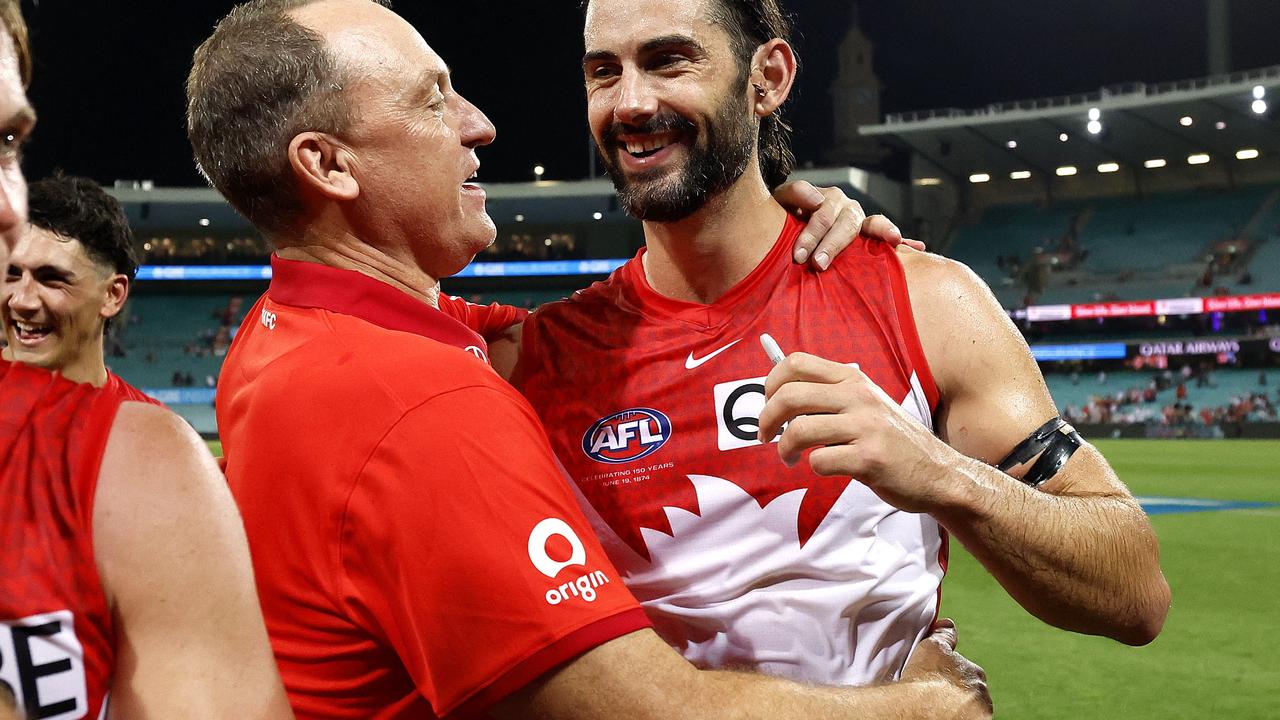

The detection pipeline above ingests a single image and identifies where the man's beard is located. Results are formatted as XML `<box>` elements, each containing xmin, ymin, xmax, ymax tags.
<box><xmin>597</xmin><ymin>90</ymin><xmax>755</xmax><ymax>223</ymax></box>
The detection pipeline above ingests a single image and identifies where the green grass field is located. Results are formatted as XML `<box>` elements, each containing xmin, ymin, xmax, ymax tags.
<box><xmin>208</xmin><ymin>438</ymin><xmax>1278</xmax><ymax>717</ymax></box>
<box><xmin>940</xmin><ymin>440</ymin><xmax>1280</xmax><ymax>719</ymax></box>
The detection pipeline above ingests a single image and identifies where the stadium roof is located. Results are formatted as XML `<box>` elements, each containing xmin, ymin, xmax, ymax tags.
<box><xmin>859</xmin><ymin>65</ymin><xmax>1280</xmax><ymax>184</ymax></box>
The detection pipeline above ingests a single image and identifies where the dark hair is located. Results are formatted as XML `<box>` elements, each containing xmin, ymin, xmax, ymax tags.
<box><xmin>186</xmin><ymin>0</ymin><xmax>392</xmax><ymax>238</ymax></box>
<box><xmin>28</xmin><ymin>173</ymin><xmax>139</xmax><ymax>282</ymax></box>
<box><xmin>705</xmin><ymin>0</ymin><xmax>796</xmax><ymax>189</ymax></box>
<box><xmin>0</xmin><ymin>0</ymin><xmax>30</xmax><ymax>88</ymax></box>
<box><xmin>582</xmin><ymin>0</ymin><xmax>796</xmax><ymax>188</ymax></box>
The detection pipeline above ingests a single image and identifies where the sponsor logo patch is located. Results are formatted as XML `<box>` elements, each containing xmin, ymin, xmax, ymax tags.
<box><xmin>714</xmin><ymin>364</ymin><xmax>858</xmax><ymax>451</ymax></box>
<box><xmin>528</xmin><ymin>518</ymin><xmax>612</xmax><ymax>606</ymax></box>
<box><xmin>582</xmin><ymin>408</ymin><xmax>671</xmax><ymax>464</ymax></box>
<box><xmin>713</xmin><ymin>375</ymin><xmax>776</xmax><ymax>451</ymax></box>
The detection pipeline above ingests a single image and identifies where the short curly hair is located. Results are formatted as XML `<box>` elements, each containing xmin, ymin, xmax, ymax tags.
<box><xmin>28</xmin><ymin>173</ymin><xmax>139</xmax><ymax>282</ymax></box>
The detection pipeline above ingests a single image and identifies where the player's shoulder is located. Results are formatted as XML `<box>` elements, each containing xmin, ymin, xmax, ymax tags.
<box><xmin>895</xmin><ymin>247</ymin><xmax>998</xmax><ymax>311</ymax></box>
<box><xmin>894</xmin><ymin>248</ymin><xmax>1031</xmax><ymax>398</ymax></box>
<box><xmin>107</xmin><ymin>401</ymin><xmax>204</xmax><ymax>458</ymax></box>
<box><xmin>97</xmin><ymin>401</ymin><xmax>216</xmax><ymax>516</ymax></box>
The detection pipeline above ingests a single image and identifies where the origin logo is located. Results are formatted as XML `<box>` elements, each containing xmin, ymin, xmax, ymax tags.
<box><xmin>581</xmin><ymin>408</ymin><xmax>671</xmax><ymax>464</ymax></box>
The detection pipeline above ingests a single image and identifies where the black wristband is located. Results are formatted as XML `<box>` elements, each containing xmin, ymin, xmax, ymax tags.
<box><xmin>996</xmin><ymin>417</ymin><xmax>1083</xmax><ymax>489</ymax></box>
<box><xmin>996</xmin><ymin>417</ymin><xmax>1066</xmax><ymax>472</ymax></box>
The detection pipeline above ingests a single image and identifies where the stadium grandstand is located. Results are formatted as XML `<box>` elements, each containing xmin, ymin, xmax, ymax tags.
<box><xmin>99</xmin><ymin>69</ymin><xmax>1280</xmax><ymax>442</ymax></box>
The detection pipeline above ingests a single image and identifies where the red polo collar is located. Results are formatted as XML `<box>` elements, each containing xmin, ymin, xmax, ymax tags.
<box><xmin>266</xmin><ymin>255</ymin><xmax>487</xmax><ymax>355</ymax></box>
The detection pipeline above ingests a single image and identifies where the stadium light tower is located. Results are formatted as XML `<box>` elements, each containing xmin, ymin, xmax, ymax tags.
<box><xmin>1087</xmin><ymin>107</ymin><xmax>1103</xmax><ymax>135</ymax></box>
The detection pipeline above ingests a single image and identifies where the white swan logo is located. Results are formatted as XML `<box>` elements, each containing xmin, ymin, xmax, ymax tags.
<box><xmin>528</xmin><ymin>518</ymin><xmax>611</xmax><ymax>605</ymax></box>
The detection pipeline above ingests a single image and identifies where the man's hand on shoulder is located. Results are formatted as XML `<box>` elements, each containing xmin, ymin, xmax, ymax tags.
<box><xmin>772</xmin><ymin>180</ymin><xmax>925</xmax><ymax>271</ymax></box>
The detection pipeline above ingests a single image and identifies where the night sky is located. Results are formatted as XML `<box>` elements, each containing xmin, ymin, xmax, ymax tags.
<box><xmin>19</xmin><ymin>0</ymin><xmax>1280</xmax><ymax>187</ymax></box>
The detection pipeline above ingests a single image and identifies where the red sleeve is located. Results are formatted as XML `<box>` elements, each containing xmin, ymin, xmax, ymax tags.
<box><xmin>437</xmin><ymin>294</ymin><xmax>529</xmax><ymax>340</ymax></box>
<box><xmin>338</xmin><ymin>383</ymin><xmax>650</xmax><ymax>717</ymax></box>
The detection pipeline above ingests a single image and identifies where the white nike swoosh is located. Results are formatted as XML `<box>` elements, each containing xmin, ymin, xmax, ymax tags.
<box><xmin>685</xmin><ymin>339</ymin><xmax>742</xmax><ymax>370</ymax></box>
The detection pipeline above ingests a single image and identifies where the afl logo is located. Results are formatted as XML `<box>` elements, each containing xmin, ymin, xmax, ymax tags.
<box><xmin>582</xmin><ymin>408</ymin><xmax>671</xmax><ymax>464</ymax></box>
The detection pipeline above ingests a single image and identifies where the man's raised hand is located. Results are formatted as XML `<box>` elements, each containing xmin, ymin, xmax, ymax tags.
<box><xmin>757</xmin><ymin>351</ymin><xmax>962</xmax><ymax>515</ymax></box>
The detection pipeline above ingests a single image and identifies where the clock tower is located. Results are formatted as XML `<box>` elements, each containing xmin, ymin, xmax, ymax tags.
<box><xmin>827</xmin><ymin>7</ymin><xmax>885</xmax><ymax>166</ymax></box>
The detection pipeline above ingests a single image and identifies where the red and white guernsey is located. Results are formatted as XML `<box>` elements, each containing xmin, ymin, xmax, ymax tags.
<box><xmin>1</xmin><ymin>360</ymin><xmax>119</xmax><ymax>719</ymax></box>
<box><xmin>516</xmin><ymin>215</ymin><xmax>946</xmax><ymax>685</ymax></box>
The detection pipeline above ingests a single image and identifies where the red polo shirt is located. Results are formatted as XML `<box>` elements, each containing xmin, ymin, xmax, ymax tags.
<box><xmin>217</xmin><ymin>256</ymin><xmax>649</xmax><ymax>719</ymax></box>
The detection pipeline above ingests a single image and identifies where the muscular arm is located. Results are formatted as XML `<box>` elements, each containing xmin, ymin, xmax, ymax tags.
<box><xmin>901</xmin><ymin>250</ymin><xmax>1170</xmax><ymax>644</ymax></box>
<box><xmin>94</xmin><ymin>402</ymin><xmax>293</xmax><ymax>719</ymax></box>
<box><xmin>495</xmin><ymin>627</ymin><xmax>989</xmax><ymax>720</ymax></box>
